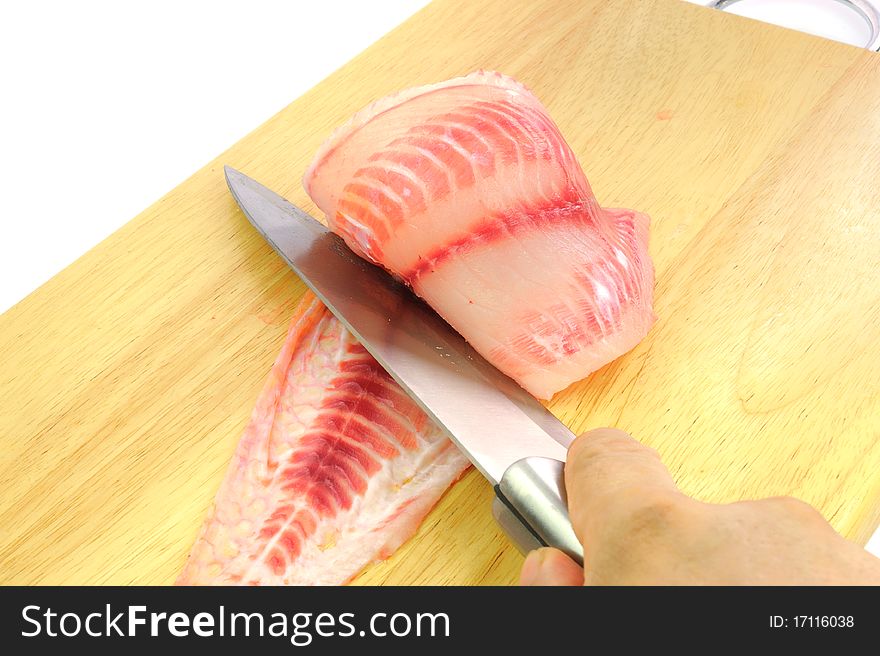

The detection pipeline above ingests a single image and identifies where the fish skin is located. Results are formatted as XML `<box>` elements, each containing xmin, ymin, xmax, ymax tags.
<box><xmin>304</xmin><ymin>71</ymin><xmax>655</xmax><ymax>400</ymax></box>
<box><xmin>177</xmin><ymin>292</ymin><xmax>470</xmax><ymax>585</ymax></box>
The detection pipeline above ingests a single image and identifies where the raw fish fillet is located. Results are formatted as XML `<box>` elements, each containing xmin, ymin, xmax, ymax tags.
<box><xmin>177</xmin><ymin>292</ymin><xmax>470</xmax><ymax>585</ymax></box>
<box><xmin>304</xmin><ymin>71</ymin><xmax>655</xmax><ymax>399</ymax></box>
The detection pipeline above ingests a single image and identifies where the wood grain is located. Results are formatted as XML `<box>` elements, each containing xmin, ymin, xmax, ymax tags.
<box><xmin>1</xmin><ymin>0</ymin><xmax>878</xmax><ymax>585</ymax></box>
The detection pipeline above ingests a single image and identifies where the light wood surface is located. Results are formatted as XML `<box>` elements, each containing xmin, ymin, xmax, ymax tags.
<box><xmin>2</xmin><ymin>0</ymin><xmax>879</xmax><ymax>585</ymax></box>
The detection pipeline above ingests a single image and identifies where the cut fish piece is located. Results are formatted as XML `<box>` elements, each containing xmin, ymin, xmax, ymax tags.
<box><xmin>304</xmin><ymin>70</ymin><xmax>655</xmax><ymax>399</ymax></box>
<box><xmin>177</xmin><ymin>292</ymin><xmax>469</xmax><ymax>585</ymax></box>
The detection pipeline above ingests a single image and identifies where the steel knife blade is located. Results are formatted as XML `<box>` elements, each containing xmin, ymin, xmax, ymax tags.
<box><xmin>225</xmin><ymin>166</ymin><xmax>582</xmax><ymax>561</ymax></box>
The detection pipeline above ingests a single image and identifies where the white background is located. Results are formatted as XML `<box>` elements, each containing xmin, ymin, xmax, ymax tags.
<box><xmin>0</xmin><ymin>0</ymin><xmax>429</xmax><ymax>313</ymax></box>
<box><xmin>2</xmin><ymin>0</ymin><xmax>877</xmax><ymax>557</ymax></box>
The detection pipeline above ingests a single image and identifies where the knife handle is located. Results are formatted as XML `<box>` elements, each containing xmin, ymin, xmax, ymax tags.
<box><xmin>492</xmin><ymin>457</ymin><xmax>584</xmax><ymax>566</ymax></box>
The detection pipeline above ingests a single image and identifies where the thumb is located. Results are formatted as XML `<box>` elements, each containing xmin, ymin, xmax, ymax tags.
<box><xmin>565</xmin><ymin>428</ymin><xmax>682</xmax><ymax>556</ymax></box>
<box><xmin>519</xmin><ymin>547</ymin><xmax>584</xmax><ymax>586</ymax></box>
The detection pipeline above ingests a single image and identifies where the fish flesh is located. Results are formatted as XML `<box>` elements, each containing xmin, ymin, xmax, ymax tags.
<box><xmin>304</xmin><ymin>70</ymin><xmax>655</xmax><ymax>399</ymax></box>
<box><xmin>177</xmin><ymin>292</ymin><xmax>470</xmax><ymax>585</ymax></box>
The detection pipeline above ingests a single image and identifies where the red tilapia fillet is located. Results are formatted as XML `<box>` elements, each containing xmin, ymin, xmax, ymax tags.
<box><xmin>304</xmin><ymin>70</ymin><xmax>655</xmax><ymax>399</ymax></box>
<box><xmin>177</xmin><ymin>293</ymin><xmax>470</xmax><ymax>585</ymax></box>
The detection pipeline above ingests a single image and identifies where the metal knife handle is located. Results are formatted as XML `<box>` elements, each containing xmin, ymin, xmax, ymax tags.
<box><xmin>493</xmin><ymin>457</ymin><xmax>584</xmax><ymax>565</ymax></box>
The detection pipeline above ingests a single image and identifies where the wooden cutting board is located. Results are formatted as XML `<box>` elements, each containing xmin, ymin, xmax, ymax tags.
<box><xmin>2</xmin><ymin>0</ymin><xmax>879</xmax><ymax>585</ymax></box>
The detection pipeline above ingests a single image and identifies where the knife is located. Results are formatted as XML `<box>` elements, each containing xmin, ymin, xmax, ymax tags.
<box><xmin>224</xmin><ymin>166</ymin><xmax>584</xmax><ymax>565</ymax></box>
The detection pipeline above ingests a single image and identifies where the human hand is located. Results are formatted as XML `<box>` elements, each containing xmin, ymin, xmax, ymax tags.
<box><xmin>519</xmin><ymin>428</ymin><xmax>880</xmax><ymax>585</ymax></box>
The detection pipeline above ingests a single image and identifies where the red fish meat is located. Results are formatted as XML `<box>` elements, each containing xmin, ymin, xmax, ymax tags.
<box><xmin>177</xmin><ymin>292</ymin><xmax>469</xmax><ymax>585</ymax></box>
<box><xmin>304</xmin><ymin>71</ymin><xmax>655</xmax><ymax>399</ymax></box>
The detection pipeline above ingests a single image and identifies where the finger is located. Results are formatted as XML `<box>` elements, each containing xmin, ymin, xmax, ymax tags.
<box><xmin>565</xmin><ymin>428</ymin><xmax>682</xmax><ymax>547</ymax></box>
<box><xmin>519</xmin><ymin>548</ymin><xmax>584</xmax><ymax>586</ymax></box>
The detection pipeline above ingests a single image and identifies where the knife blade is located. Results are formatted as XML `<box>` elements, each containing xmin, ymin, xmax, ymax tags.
<box><xmin>225</xmin><ymin>166</ymin><xmax>583</xmax><ymax>562</ymax></box>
